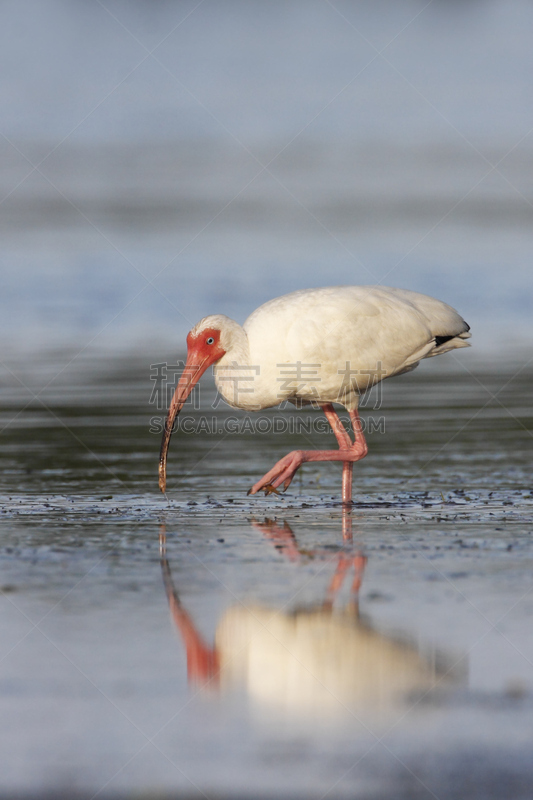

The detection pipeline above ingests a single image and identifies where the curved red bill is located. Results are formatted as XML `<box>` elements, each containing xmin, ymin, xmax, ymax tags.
<box><xmin>158</xmin><ymin>358</ymin><xmax>209</xmax><ymax>492</ymax></box>
<box><xmin>158</xmin><ymin>329</ymin><xmax>225</xmax><ymax>493</ymax></box>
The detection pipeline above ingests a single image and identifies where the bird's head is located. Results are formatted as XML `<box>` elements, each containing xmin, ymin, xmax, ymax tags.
<box><xmin>158</xmin><ymin>315</ymin><xmax>235</xmax><ymax>493</ymax></box>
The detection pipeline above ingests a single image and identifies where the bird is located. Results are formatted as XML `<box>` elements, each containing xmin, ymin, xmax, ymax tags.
<box><xmin>158</xmin><ymin>285</ymin><xmax>471</xmax><ymax>503</ymax></box>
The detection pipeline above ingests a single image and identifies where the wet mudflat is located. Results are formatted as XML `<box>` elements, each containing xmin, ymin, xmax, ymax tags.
<box><xmin>0</xmin><ymin>351</ymin><xmax>532</xmax><ymax>799</ymax></box>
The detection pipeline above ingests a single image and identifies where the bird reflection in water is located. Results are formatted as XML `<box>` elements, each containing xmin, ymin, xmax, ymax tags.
<box><xmin>160</xmin><ymin>513</ymin><xmax>464</xmax><ymax>719</ymax></box>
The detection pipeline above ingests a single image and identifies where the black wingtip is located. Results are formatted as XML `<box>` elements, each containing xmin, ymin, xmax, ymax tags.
<box><xmin>435</xmin><ymin>334</ymin><xmax>455</xmax><ymax>347</ymax></box>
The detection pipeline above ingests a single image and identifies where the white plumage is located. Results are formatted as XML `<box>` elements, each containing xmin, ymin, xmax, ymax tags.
<box><xmin>159</xmin><ymin>285</ymin><xmax>470</xmax><ymax>501</ymax></box>
<box><xmin>194</xmin><ymin>285</ymin><xmax>470</xmax><ymax>411</ymax></box>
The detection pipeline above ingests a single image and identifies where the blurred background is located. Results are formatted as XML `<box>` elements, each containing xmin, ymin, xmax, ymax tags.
<box><xmin>2</xmin><ymin>6</ymin><xmax>533</xmax><ymax>797</ymax></box>
<box><xmin>2</xmin><ymin>0</ymin><xmax>533</xmax><ymax>360</ymax></box>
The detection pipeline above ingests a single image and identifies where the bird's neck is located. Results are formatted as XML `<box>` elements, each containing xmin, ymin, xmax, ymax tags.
<box><xmin>213</xmin><ymin>323</ymin><xmax>259</xmax><ymax>409</ymax></box>
<box><xmin>218</xmin><ymin>320</ymin><xmax>251</xmax><ymax>366</ymax></box>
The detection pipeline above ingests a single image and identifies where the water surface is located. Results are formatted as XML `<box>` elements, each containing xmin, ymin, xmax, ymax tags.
<box><xmin>0</xmin><ymin>352</ymin><xmax>532</xmax><ymax>798</ymax></box>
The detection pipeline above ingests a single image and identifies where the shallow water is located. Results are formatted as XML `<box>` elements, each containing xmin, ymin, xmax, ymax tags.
<box><xmin>2</xmin><ymin>2</ymin><xmax>533</xmax><ymax>794</ymax></box>
<box><xmin>0</xmin><ymin>351</ymin><xmax>532</xmax><ymax>798</ymax></box>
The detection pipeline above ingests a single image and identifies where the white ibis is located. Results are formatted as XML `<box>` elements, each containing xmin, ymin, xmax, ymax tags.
<box><xmin>159</xmin><ymin>285</ymin><xmax>470</xmax><ymax>502</ymax></box>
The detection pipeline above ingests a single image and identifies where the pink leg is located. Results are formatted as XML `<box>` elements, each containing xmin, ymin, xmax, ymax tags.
<box><xmin>321</xmin><ymin>404</ymin><xmax>352</xmax><ymax>448</ymax></box>
<box><xmin>342</xmin><ymin>463</ymin><xmax>353</xmax><ymax>505</ymax></box>
<box><xmin>323</xmin><ymin>404</ymin><xmax>355</xmax><ymax>505</ymax></box>
<box><xmin>248</xmin><ymin>404</ymin><xmax>368</xmax><ymax>501</ymax></box>
<box><xmin>343</xmin><ymin>409</ymin><xmax>366</xmax><ymax>504</ymax></box>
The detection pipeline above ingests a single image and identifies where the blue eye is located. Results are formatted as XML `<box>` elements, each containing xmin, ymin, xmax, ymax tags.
<box><xmin>206</xmin><ymin>337</ymin><xmax>215</xmax><ymax>345</ymax></box>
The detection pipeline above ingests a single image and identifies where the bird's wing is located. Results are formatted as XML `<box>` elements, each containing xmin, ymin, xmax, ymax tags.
<box><xmin>243</xmin><ymin>286</ymin><xmax>470</xmax><ymax>391</ymax></box>
<box><xmin>281</xmin><ymin>288</ymin><xmax>436</xmax><ymax>375</ymax></box>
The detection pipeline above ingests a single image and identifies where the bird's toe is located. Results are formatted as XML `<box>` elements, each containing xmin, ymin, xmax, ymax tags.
<box><xmin>247</xmin><ymin>451</ymin><xmax>303</xmax><ymax>498</ymax></box>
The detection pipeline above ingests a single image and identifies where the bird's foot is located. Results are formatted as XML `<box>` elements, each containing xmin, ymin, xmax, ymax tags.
<box><xmin>247</xmin><ymin>451</ymin><xmax>304</xmax><ymax>496</ymax></box>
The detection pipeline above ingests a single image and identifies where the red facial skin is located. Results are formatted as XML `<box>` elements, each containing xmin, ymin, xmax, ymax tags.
<box><xmin>159</xmin><ymin>328</ymin><xmax>225</xmax><ymax>492</ymax></box>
